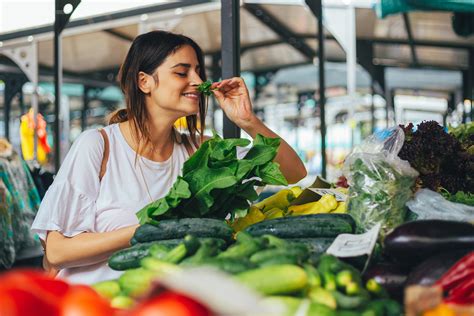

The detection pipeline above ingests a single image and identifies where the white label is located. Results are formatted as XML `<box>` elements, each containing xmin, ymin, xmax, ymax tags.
<box><xmin>308</xmin><ymin>188</ymin><xmax>347</xmax><ymax>202</ymax></box>
<box><xmin>326</xmin><ymin>223</ymin><xmax>381</xmax><ymax>258</ymax></box>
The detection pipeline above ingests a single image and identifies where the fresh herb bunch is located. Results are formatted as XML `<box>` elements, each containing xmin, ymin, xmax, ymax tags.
<box><xmin>347</xmin><ymin>157</ymin><xmax>415</xmax><ymax>238</ymax></box>
<box><xmin>441</xmin><ymin>189</ymin><xmax>474</xmax><ymax>206</ymax></box>
<box><xmin>137</xmin><ymin>133</ymin><xmax>288</xmax><ymax>224</ymax></box>
<box><xmin>398</xmin><ymin>121</ymin><xmax>474</xmax><ymax>194</ymax></box>
<box><xmin>197</xmin><ymin>80</ymin><xmax>217</xmax><ymax>96</ymax></box>
<box><xmin>449</xmin><ymin>122</ymin><xmax>474</xmax><ymax>154</ymax></box>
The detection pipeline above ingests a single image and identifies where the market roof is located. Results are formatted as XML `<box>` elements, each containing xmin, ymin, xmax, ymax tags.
<box><xmin>0</xmin><ymin>0</ymin><xmax>472</xmax><ymax>89</ymax></box>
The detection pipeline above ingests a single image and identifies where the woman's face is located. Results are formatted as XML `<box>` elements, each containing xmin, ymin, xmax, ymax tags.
<box><xmin>148</xmin><ymin>45</ymin><xmax>203</xmax><ymax>118</ymax></box>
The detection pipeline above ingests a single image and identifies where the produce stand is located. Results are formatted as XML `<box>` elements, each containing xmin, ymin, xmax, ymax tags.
<box><xmin>1</xmin><ymin>120</ymin><xmax>472</xmax><ymax>316</ymax></box>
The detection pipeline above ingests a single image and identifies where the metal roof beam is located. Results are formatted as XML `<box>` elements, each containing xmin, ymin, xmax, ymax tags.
<box><xmin>103</xmin><ymin>29</ymin><xmax>134</xmax><ymax>42</ymax></box>
<box><xmin>0</xmin><ymin>0</ymin><xmax>211</xmax><ymax>42</ymax></box>
<box><xmin>402</xmin><ymin>13</ymin><xmax>419</xmax><ymax>66</ymax></box>
<box><xmin>244</xmin><ymin>3</ymin><xmax>316</xmax><ymax>61</ymax></box>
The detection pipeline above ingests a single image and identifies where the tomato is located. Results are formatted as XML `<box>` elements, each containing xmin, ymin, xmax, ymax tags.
<box><xmin>130</xmin><ymin>291</ymin><xmax>211</xmax><ymax>316</ymax></box>
<box><xmin>0</xmin><ymin>269</ymin><xmax>70</xmax><ymax>298</ymax></box>
<box><xmin>60</xmin><ymin>285</ymin><xmax>115</xmax><ymax>316</ymax></box>
<box><xmin>0</xmin><ymin>286</ymin><xmax>59</xmax><ymax>316</ymax></box>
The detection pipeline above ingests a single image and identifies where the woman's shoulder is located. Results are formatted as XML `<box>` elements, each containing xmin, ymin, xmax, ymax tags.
<box><xmin>71</xmin><ymin>128</ymin><xmax>105</xmax><ymax>153</ymax></box>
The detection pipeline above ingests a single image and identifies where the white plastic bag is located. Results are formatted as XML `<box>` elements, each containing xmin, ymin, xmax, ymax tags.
<box><xmin>406</xmin><ymin>188</ymin><xmax>474</xmax><ymax>222</ymax></box>
<box><xmin>343</xmin><ymin>127</ymin><xmax>419</xmax><ymax>238</ymax></box>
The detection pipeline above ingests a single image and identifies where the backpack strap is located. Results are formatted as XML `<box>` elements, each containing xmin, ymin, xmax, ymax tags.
<box><xmin>98</xmin><ymin>129</ymin><xmax>110</xmax><ymax>181</ymax></box>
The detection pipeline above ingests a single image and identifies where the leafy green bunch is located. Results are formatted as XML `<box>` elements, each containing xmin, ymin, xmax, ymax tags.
<box><xmin>348</xmin><ymin>157</ymin><xmax>416</xmax><ymax>239</ymax></box>
<box><xmin>137</xmin><ymin>133</ymin><xmax>288</xmax><ymax>225</ymax></box>
<box><xmin>197</xmin><ymin>80</ymin><xmax>217</xmax><ymax>96</ymax></box>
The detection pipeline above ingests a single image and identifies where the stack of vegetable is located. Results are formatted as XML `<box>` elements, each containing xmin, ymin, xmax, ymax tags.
<box><xmin>137</xmin><ymin>133</ymin><xmax>288</xmax><ymax>224</ymax></box>
<box><xmin>231</xmin><ymin>186</ymin><xmax>347</xmax><ymax>232</ymax></box>
<box><xmin>399</xmin><ymin>121</ymin><xmax>474</xmax><ymax>204</ymax></box>
<box><xmin>100</xmin><ymin>230</ymin><xmax>401</xmax><ymax>315</ymax></box>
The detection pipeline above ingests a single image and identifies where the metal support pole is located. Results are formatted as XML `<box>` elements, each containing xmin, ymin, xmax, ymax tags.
<box><xmin>221</xmin><ymin>0</ymin><xmax>240</xmax><ymax>139</ymax></box>
<box><xmin>385</xmin><ymin>89</ymin><xmax>392</xmax><ymax>127</ymax></box>
<box><xmin>82</xmin><ymin>86</ymin><xmax>90</xmax><ymax>131</ymax></box>
<box><xmin>3</xmin><ymin>95</ymin><xmax>11</xmax><ymax>140</ymax></box>
<box><xmin>371</xmin><ymin>78</ymin><xmax>376</xmax><ymax>133</ymax></box>
<box><xmin>54</xmin><ymin>24</ymin><xmax>62</xmax><ymax>171</ymax></box>
<box><xmin>316</xmin><ymin>0</ymin><xmax>327</xmax><ymax>178</ymax></box>
<box><xmin>469</xmin><ymin>49</ymin><xmax>473</xmax><ymax>121</ymax></box>
<box><xmin>54</xmin><ymin>0</ymin><xmax>80</xmax><ymax>172</ymax></box>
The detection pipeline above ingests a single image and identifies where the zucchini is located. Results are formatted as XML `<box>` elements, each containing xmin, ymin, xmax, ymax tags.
<box><xmin>217</xmin><ymin>232</ymin><xmax>264</xmax><ymax>259</ymax></box>
<box><xmin>308</xmin><ymin>303</ymin><xmax>337</xmax><ymax>316</ymax></box>
<box><xmin>108</xmin><ymin>242</ymin><xmax>155</xmax><ymax>271</ymax></box>
<box><xmin>109</xmin><ymin>238</ymin><xmax>226</xmax><ymax>271</ymax></box>
<box><xmin>250</xmin><ymin>246</ymin><xmax>308</xmax><ymax>265</ymax></box>
<box><xmin>200</xmin><ymin>258</ymin><xmax>256</xmax><ymax>274</ymax></box>
<box><xmin>245</xmin><ymin>214</ymin><xmax>355</xmax><ymax>238</ymax></box>
<box><xmin>331</xmin><ymin>290</ymin><xmax>370</xmax><ymax>309</ymax></box>
<box><xmin>235</xmin><ymin>264</ymin><xmax>308</xmax><ymax>295</ymax></box>
<box><xmin>133</xmin><ymin>218</ymin><xmax>233</xmax><ymax>243</ymax></box>
<box><xmin>118</xmin><ymin>268</ymin><xmax>156</xmax><ymax>297</ymax></box>
<box><xmin>286</xmin><ymin>238</ymin><xmax>335</xmax><ymax>256</ymax></box>
<box><xmin>180</xmin><ymin>239</ymin><xmax>221</xmax><ymax>265</ymax></box>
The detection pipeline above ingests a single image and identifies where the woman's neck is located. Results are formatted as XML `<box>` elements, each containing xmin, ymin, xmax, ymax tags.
<box><xmin>120</xmin><ymin>120</ymin><xmax>175</xmax><ymax>162</ymax></box>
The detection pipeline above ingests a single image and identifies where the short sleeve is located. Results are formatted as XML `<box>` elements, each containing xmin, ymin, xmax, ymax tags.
<box><xmin>31</xmin><ymin>129</ymin><xmax>105</xmax><ymax>241</ymax></box>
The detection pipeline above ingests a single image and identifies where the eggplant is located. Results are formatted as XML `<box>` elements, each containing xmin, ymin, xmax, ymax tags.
<box><xmin>383</xmin><ymin>220</ymin><xmax>474</xmax><ymax>267</ymax></box>
<box><xmin>406</xmin><ymin>249</ymin><xmax>471</xmax><ymax>287</ymax></box>
<box><xmin>363</xmin><ymin>263</ymin><xmax>409</xmax><ymax>302</ymax></box>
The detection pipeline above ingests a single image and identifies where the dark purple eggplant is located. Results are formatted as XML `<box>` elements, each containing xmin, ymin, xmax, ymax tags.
<box><xmin>363</xmin><ymin>263</ymin><xmax>409</xmax><ymax>302</ymax></box>
<box><xmin>383</xmin><ymin>220</ymin><xmax>474</xmax><ymax>267</ymax></box>
<box><xmin>406</xmin><ymin>249</ymin><xmax>471</xmax><ymax>287</ymax></box>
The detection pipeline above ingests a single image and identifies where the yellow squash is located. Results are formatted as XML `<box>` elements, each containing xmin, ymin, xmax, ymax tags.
<box><xmin>287</xmin><ymin>194</ymin><xmax>338</xmax><ymax>216</ymax></box>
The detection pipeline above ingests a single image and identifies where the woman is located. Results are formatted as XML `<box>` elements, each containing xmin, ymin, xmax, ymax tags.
<box><xmin>32</xmin><ymin>30</ymin><xmax>307</xmax><ymax>284</ymax></box>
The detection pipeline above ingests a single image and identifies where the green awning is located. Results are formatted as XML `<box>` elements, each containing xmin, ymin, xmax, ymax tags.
<box><xmin>375</xmin><ymin>0</ymin><xmax>474</xmax><ymax>36</ymax></box>
<box><xmin>376</xmin><ymin>0</ymin><xmax>474</xmax><ymax>18</ymax></box>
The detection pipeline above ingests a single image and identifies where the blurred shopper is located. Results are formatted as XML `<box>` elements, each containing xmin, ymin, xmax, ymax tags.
<box><xmin>31</xmin><ymin>30</ymin><xmax>306</xmax><ymax>284</ymax></box>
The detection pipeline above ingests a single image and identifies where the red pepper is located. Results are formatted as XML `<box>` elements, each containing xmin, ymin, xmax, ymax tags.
<box><xmin>448</xmin><ymin>278</ymin><xmax>474</xmax><ymax>299</ymax></box>
<box><xmin>436</xmin><ymin>251</ymin><xmax>474</xmax><ymax>292</ymax></box>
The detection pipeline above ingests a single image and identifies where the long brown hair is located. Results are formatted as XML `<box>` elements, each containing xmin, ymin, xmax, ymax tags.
<box><xmin>109</xmin><ymin>30</ymin><xmax>207</xmax><ymax>151</ymax></box>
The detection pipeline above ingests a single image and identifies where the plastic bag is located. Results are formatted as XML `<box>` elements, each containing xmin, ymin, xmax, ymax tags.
<box><xmin>407</xmin><ymin>188</ymin><xmax>474</xmax><ymax>222</ymax></box>
<box><xmin>343</xmin><ymin>127</ymin><xmax>419</xmax><ymax>238</ymax></box>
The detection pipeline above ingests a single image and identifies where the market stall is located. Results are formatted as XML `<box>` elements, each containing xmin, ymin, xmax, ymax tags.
<box><xmin>0</xmin><ymin>120</ymin><xmax>472</xmax><ymax>315</ymax></box>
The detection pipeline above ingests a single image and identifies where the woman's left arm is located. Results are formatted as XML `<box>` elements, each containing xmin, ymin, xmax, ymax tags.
<box><xmin>212</xmin><ymin>77</ymin><xmax>307</xmax><ymax>184</ymax></box>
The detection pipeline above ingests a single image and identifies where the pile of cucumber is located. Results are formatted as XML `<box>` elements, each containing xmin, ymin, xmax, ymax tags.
<box><xmin>99</xmin><ymin>215</ymin><xmax>401</xmax><ymax>315</ymax></box>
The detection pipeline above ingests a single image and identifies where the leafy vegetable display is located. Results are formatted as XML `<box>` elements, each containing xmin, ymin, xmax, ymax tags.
<box><xmin>197</xmin><ymin>80</ymin><xmax>217</xmax><ymax>96</ymax></box>
<box><xmin>449</xmin><ymin>122</ymin><xmax>474</xmax><ymax>154</ymax></box>
<box><xmin>137</xmin><ymin>133</ymin><xmax>287</xmax><ymax>224</ymax></box>
<box><xmin>441</xmin><ymin>190</ymin><xmax>474</xmax><ymax>207</ymax></box>
<box><xmin>398</xmin><ymin>121</ymin><xmax>474</xmax><ymax>194</ymax></box>
<box><xmin>347</xmin><ymin>158</ymin><xmax>416</xmax><ymax>238</ymax></box>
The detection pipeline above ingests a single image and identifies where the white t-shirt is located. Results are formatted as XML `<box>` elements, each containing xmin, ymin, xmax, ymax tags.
<box><xmin>31</xmin><ymin>123</ymin><xmax>196</xmax><ymax>285</ymax></box>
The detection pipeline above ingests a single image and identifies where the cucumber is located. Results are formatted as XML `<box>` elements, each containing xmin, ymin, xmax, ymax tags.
<box><xmin>235</xmin><ymin>264</ymin><xmax>308</xmax><ymax>295</ymax></box>
<box><xmin>133</xmin><ymin>218</ymin><xmax>233</xmax><ymax>243</ymax></box>
<box><xmin>331</xmin><ymin>290</ymin><xmax>370</xmax><ymax>309</ymax></box>
<box><xmin>308</xmin><ymin>303</ymin><xmax>337</xmax><ymax>316</ymax></box>
<box><xmin>108</xmin><ymin>242</ymin><xmax>156</xmax><ymax>271</ymax></box>
<box><xmin>118</xmin><ymin>268</ymin><xmax>156</xmax><ymax>297</ymax></box>
<box><xmin>245</xmin><ymin>214</ymin><xmax>355</xmax><ymax>238</ymax></box>
<box><xmin>109</xmin><ymin>238</ymin><xmax>226</xmax><ymax>271</ymax></box>
<box><xmin>258</xmin><ymin>255</ymin><xmax>300</xmax><ymax>267</ymax></box>
<box><xmin>286</xmin><ymin>238</ymin><xmax>335</xmax><ymax>256</ymax></box>
<box><xmin>250</xmin><ymin>246</ymin><xmax>308</xmax><ymax>265</ymax></box>
<box><xmin>200</xmin><ymin>258</ymin><xmax>256</xmax><ymax>274</ymax></box>
<box><xmin>91</xmin><ymin>280</ymin><xmax>121</xmax><ymax>300</ymax></box>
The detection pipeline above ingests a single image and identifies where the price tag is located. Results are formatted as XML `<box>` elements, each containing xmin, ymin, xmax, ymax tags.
<box><xmin>326</xmin><ymin>223</ymin><xmax>381</xmax><ymax>258</ymax></box>
<box><xmin>308</xmin><ymin>188</ymin><xmax>347</xmax><ymax>202</ymax></box>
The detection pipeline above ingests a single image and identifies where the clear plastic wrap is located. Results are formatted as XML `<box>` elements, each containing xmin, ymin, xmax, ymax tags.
<box><xmin>407</xmin><ymin>188</ymin><xmax>474</xmax><ymax>222</ymax></box>
<box><xmin>343</xmin><ymin>127</ymin><xmax>419</xmax><ymax>238</ymax></box>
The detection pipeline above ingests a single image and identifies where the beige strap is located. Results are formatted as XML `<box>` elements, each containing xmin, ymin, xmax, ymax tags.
<box><xmin>99</xmin><ymin>129</ymin><xmax>110</xmax><ymax>181</ymax></box>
